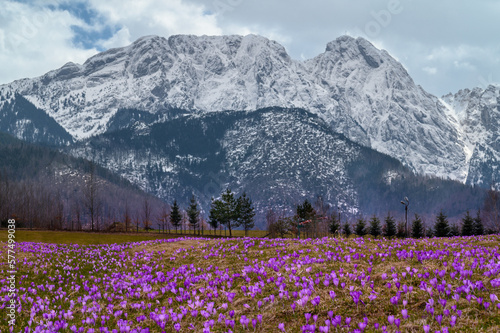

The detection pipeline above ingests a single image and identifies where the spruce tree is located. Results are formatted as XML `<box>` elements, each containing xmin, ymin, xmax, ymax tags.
<box><xmin>343</xmin><ymin>222</ymin><xmax>351</xmax><ymax>237</ymax></box>
<box><xmin>187</xmin><ymin>195</ymin><xmax>199</xmax><ymax>233</ymax></box>
<box><xmin>449</xmin><ymin>223</ymin><xmax>460</xmax><ymax>237</ymax></box>
<box><xmin>434</xmin><ymin>211</ymin><xmax>450</xmax><ymax>238</ymax></box>
<box><xmin>396</xmin><ymin>221</ymin><xmax>406</xmax><ymax>238</ymax></box>
<box><xmin>329</xmin><ymin>214</ymin><xmax>340</xmax><ymax>235</ymax></box>
<box><xmin>354</xmin><ymin>217</ymin><xmax>366</xmax><ymax>236</ymax></box>
<box><xmin>411</xmin><ymin>214</ymin><xmax>424</xmax><ymax>238</ymax></box>
<box><xmin>221</xmin><ymin>188</ymin><xmax>237</xmax><ymax>237</ymax></box>
<box><xmin>461</xmin><ymin>210</ymin><xmax>474</xmax><ymax>236</ymax></box>
<box><xmin>235</xmin><ymin>192</ymin><xmax>255</xmax><ymax>237</ymax></box>
<box><xmin>208</xmin><ymin>198</ymin><xmax>221</xmax><ymax>235</ymax></box>
<box><xmin>209</xmin><ymin>189</ymin><xmax>238</xmax><ymax>237</ymax></box>
<box><xmin>473</xmin><ymin>209</ymin><xmax>484</xmax><ymax>236</ymax></box>
<box><xmin>297</xmin><ymin>199</ymin><xmax>316</xmax><ymax>220</ymax></box>
<box><xmin>384</xmin><ymin>213</ymin><xmax>397</xmax><ymax>238</ymax></box>
<box><xmin>170</xmin><ymin>200</ymin><xmax>182</xmax><ymax>233</ymax></box>
<box><xmin>369</xmin><ymin>215</ymin><xmax>381</xmax><ymax>237</ymax></box>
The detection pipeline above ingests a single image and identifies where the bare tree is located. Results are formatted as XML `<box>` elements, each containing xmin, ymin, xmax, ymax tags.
<box><xmin>124</xmin><ymin>202</ymin><xmax>132</xmax><ymax>233</ymax></box>
<box><xmin>143</xmin><ymin>198</ymin><xmax>152</xmax><ymax>231</ymax></box>
<box><xmin>158</xmin><ymin>204</ymin><xmax>170</xmax><ymax>234</ymax></box>
<box><xmin>84</xmin><ymin>161</ymin><xmax>99</xmax><ymax>231</ymax></box>
<box><xmin>134</xmin><ymin>212</ymin><xmax>141</xmax><ymax>233</ymax></box>
<box><xmin>483</xmin><ymin>187</ymin><xmax>500</xmax><ymax>232</ymax></box>
<box><xmin>73</xmin><ymin>198</ymin><xmax>82</xmax><ymax>231</ymax></box>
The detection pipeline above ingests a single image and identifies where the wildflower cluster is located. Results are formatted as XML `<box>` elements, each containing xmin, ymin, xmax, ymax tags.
<box><xmin>1</xmin><ymin>235</ymin><xmax>500</xmax><ymax>332</ymax></box>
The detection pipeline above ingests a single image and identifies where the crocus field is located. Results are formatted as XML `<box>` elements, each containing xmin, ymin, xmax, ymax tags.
<box><xmin>2</xmin><ymin>235</ymin><xmax>500</xmax><ymax>332</ymax></box>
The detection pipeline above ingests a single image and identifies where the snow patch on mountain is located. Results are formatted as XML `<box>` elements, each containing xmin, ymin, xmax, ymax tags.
<box><xmin>1</xmin><ymin>33</ymin><xmax>495</xmax><ymax>185</ymax></box>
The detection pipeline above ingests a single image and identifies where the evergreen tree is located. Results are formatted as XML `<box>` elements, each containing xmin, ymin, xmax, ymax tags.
<box><xmin>235</xmin><ymin>192</ymin><xmax>255</xmax><ymax>237</ymax></box>
<box><xmin>297</xmin><ymin>199</ymin><xmax>316</xmax><ymax>220</ymax></box>
<box><xmin>170</xmin><ymin>200</ymin><xmax>182</xmax><ymax>233</ymax></box>
<box><xmin>221</xmin><ymin>188</ymin><xmax>238</xmax><ymax>237</ymax></box>
<box><xmin>396</xmin><ymin>221</ymin><xmax>406</xmax><ymax>238</ymax></box>
<box><xmin>354</xmin><ymin>217</ymin><xmax>366</xmax><ymax>236</ymax></box>
<box><xmin>369</xmin><ymin>215</ymin><xmax>381</xmax><ymax>237</ymax></box>
<box><xmin>461</xmin><ymin>210</ymin><xmax>474</xmax><ymax>236</ymax></box>
<box><xmin>449</xmin><ymin>223</ymin><xmax>460</xmax><ymax>237</ymax></box>
<box><xmin>187</xmin><ymin>195</ymin><xmax>199</xmax><ymax>232</ymax></box>
<box><xmin>411</xmin><ymin>214</ymin><xmax>424</xmax><ymax>238</ymax></box>
<box><xmin>434</xmin><ymin>211</ymin><xmax>450</xmax><ymax>238</ymax></box>
<box><xmin>384</xmin><ymin>213</ymin><xmax>397</xmax><ymax>238</ymax></box>
<box><xmin>329</xmin><ymin>213</ymin><xmax>340</xmax><ymax>235</ymax></box>
<box><xmin>208</xmin><ymin>189</ymin><xmax>238</xmax><ymax>237</ymax></box>
<box><xmin>296</xmin><ymin>199</ymin><xmax>317</xmax><ymax>238</ymax></box>
<box><xmin>208</xmin><ymin>198</ymin><xmax>221</xmax><ymax>235</ymax></box>
<box><xmin>343</xmin><ymin>222</ymin><xmax>351</xmax><ymax>237</ymax></box>
<box><xmin>473</xmin><ymin>209</ymin><xmax>484</xmax><ymax>236</ymax></box>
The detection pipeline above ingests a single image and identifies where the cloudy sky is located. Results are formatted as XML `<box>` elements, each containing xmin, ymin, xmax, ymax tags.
<box><xmin>0</xmin><ymin>0</ymin><xmax>498</xmax><ymax>96</ymax></box>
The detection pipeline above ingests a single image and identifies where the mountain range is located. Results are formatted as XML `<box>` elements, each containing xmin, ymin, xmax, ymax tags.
<box><xmin>0</xmin><ymin>34</ymin><xmax>497</xmax><ymax>225</ymax></box>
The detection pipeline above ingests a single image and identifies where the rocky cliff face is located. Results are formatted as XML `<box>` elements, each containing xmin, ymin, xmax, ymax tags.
<box><xmin>442</xmin><ymin>85</ymin><xmax>500</xmax><ymax>188</ymax></box>
<box><xmin>0</xmin><ymin>33</ymin><xmax>497</xmax><ymax>188</ymax></box>
<box><xmin>66</xmin><ymin>107</ymin><xmax>483</xmax><ymax>224</ymax></box>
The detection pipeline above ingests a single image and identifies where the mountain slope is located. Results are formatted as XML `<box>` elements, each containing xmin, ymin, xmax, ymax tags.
<box><xmin>67</xmin><ymin>107</ymin><xmax>484</xmax><ymax>226</ymax></box>
<box><xmin>0</xmin><ymin>34</ymin><xmax>474</xmax><ymax>184</ymax></box>
<box><xmin>0</xmin><ymin>132</ymin><xmax>164</xmax><ymax>229</ymax></box>
<box><xmin>442</xmin><ymin>85</ymin><xmax>500</xmax><ymax>188</ymax></box>
<box><xmin>0</xmin><ymin>93</ymin><xmax>73</xmax><ymax>146</ymax></box>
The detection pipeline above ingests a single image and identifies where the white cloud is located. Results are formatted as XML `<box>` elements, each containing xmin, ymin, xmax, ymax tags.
<box><xmin>0</xmin><ymin>0</ymin><xmax>499</xmax><ymax>96</ymax></box>
<box><xmin>423</xmin><ymin>67</ymin><xmax>437</xmax><ymax>75</ymax></box>
<box><xmin>87</xmin><ymin>0</ymin><xmax>223</xmax><ymax>41</ymax></box>
<box><xmin>98</xmin><ymin>27</ymin><xmax>132</xmax><ymax>50</ymax></box>
<box><xmin>0</xmin><ymin>1</ymin><xmax>98</xmax><ymax>84</ymax></box>
<box><xmin>0</xmin><ymin>0</ymin><xmax>224</xmax><ymax>85</ymax></box>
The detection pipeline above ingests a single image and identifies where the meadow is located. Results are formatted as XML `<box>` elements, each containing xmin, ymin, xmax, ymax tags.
<box><xmin>1</xmin><ymin>231</ymin><xmax>500</xmax><ymax>332</ymax></box>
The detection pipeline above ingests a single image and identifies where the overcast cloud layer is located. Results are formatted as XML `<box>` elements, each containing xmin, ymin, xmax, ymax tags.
<box><xmin>0</xmin><ymin>0</ymin><xmax>499</xmax><ymax>96</ymax></box>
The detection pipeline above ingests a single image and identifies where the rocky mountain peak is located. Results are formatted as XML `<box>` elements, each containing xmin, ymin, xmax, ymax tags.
<box><xmin>1</xmin><ymin>33</ymin><xmax>498</xmax><ymax>188</ymax></box>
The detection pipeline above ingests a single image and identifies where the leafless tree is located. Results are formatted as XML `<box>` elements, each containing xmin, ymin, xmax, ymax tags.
<box><xmin>483</xmin><ymin>187</ymin><xmax>500</xmax><ymax>232</ymax></box>
<box><xmin>84</xmin><ymin>161</ymin><xmax>100</xmax><ymax>231</ymax></box>
<box><xmin>124</xmin><ymin>202</ymin><xmax>132</xmax><ymax>232</ymax></box>
<box><xmin>143</xmin><ymin>198</ymin><xmax>152</xmax><ymax>231</ymax></box>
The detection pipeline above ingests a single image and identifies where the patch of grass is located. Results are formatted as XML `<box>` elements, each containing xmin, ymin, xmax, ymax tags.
<box><xmin>0</xmin><ymin>229</ymin><xmax>168</xmax><ymax>245</ymax></box>
<box><xmin>2</xmin><ymin>235</ymin><xmax>500</xmax><ymax>332</ymax></box>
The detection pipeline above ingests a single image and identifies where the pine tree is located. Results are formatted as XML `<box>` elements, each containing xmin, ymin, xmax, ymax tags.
<box><xmin>461</xmin><ymin>210</ymin><xmax>474</xmax><ymax>236</ymax></box>
<box><xmin>235</xmin><ymin>192</ymin><xmax>255</xmax><ymax>237</ymax></box>
<box><xmin>221</xmin><ymin>188</ymin><xmax>237</xmax><ymax>237</ymax></box>
<box><xmin>473</xmin><ymin>209</ymin><xmax>484</xmax><ymax>236</ymax></box>
<box><xmin>329</xmin><ymin>213</ymin><xmax>340</xmax><ymax>235</ymax></box>
<box><xmin>208</xmin><ymin>189</ymin><xmax>238</xmax><ymax>237</ymax></box>
<box><xmin>354</xmin><ymin>217</ymin><xmax>366</xmax><ymax>236</ymax></box>
<box><xmin>296</xmin><ymin>199</ymin><xmax>316</xmax><ymax>238</ymax></box>
<box><xmin>343</xmin><ymin>222</ymin><xmax>351</xmax><ymax>237</ymax></box>
<box><xmin>434</xmin><ymin>211</ymin><xmax>450</xmax><ymax>238</ymax></box>
<box><xmin>396</xmin><ymin>221</ymin><xmax>406</xmax><ymax>238</ymax></box>
<box><xmin>208</xmin><ymin>198</ymin><xmax>221</xmax><ymax>235</ymax></box>
<box><xmin>187</xmin><ymin>195</ymin><xmax>199</xmax><ymax>232</ymax></box>
<box><xmin>384</xmin><ymin>213</ymin><xmax>397</xmax><ymax>238</ymax></box>
<box><xmin>170</xmin><ymin>200</ymin><xmax>182</xmax><ymax>233</ymax></box>
<box><xmin>411</xmin><ymin>214</ymin><xmax>424</xmax><ymax>238</ymax></box>
<box><xmin>297</xmin><ymin>199</ymin><xmax>316</xmax><ymax>220</ymax></box>
<box><xmin>449</xmin><ymin>223</ymin><xmax>460</xmax><ymax>237</ymax></box>
<box><xmin>369</xmin><ymin>215</ymin><xmax>381</xmax><ymax>237</ymax></box>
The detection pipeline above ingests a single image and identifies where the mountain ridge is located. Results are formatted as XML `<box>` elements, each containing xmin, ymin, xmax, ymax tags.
<box><xmin>0</xmin><ymin>33</ymin><xmax>498</xmax><ymax>188</ymax></box>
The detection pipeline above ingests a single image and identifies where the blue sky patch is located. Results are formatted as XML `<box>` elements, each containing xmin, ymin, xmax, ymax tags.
<box><xmin>70</xmin><ymin>24</ymin><xmax>117</xmax><ymax>51</ymax></box>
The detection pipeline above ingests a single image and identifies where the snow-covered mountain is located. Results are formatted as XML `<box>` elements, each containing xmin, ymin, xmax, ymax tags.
<box><xmin>0</xmin><ymin>34</ymin><xmax>496</xmax><ymax>188</ymax></box>
<box><xmin>66</xmin><ymin>107</ymin><xmax>483</xmax><ymax>224</ymax></box>
<box><xmin>442</xmin><ymin>85</ymin><xmax>500</xmax><ymax>188</ymax></box>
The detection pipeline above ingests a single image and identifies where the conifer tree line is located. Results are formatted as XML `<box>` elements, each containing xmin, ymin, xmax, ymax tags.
<box><xmin>1</xmin><ymin>149</ymin><xmax>498</xmax><ymax>238</ymax></box>
<box><xmin>266</xmin><ymin>197</ymin><xmax>494</xmax><ymax>239</ymax></box>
